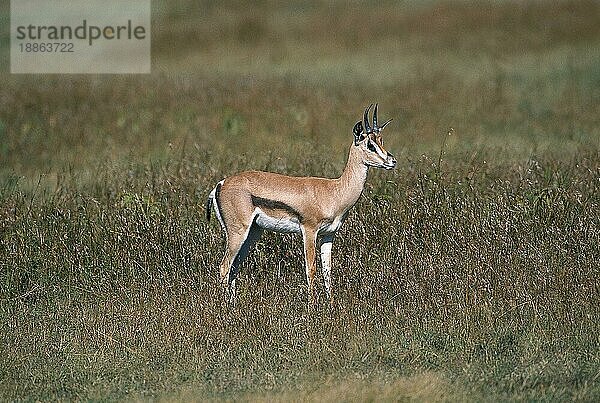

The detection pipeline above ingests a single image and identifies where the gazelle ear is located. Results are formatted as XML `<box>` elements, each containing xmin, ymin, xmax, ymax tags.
<box><xmin>353</xmin><ymin>121</ymin><xmax>364</xmax><ymax>145</ymax></box>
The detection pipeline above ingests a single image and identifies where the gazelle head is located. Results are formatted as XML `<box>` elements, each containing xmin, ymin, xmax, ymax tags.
<box><xmin>352</xmin><ymin>104</ymin><xmax>397</xmax><ymax>170</ymax></box>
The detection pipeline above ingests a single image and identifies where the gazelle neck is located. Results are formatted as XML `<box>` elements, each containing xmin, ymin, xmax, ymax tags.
<box><xmin>335</xmin><ymin>144</ymin><xmax>369</xmax><ymax>209</ymax></box>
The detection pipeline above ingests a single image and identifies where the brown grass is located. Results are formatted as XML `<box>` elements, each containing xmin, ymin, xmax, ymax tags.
<box><xmin>1</xmin><ymin>0</ymin><xmax>599</xmax><ymax>401</ymax></box>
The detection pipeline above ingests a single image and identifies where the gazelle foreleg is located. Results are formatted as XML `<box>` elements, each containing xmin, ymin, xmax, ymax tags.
<box><xmin>301</xmin><ymin>225</ymin><xmax>318</xmax><ymax>303</ymax></box>
<box><xmin>319</xmin><ymin>234</ymin><xmax>334</xmax><ymax>303</ymax></box>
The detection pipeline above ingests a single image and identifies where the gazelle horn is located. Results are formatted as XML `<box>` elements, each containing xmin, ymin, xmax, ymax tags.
<box><xmin>373</xmin><ymin>103</ymin><xmax>379</xmax><ymax>130</ymax></box>
<box><xmin>378</xmin><ymin>118</ymin><xmax>393</xmax><ymax>130</ymax></box>
<box><xmin>363</xmin><ymin>104</ymin><xmax>373</xmax><ymax>134</ymax></box>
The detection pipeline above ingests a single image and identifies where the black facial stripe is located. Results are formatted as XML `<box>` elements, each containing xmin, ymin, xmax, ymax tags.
<box><xmin>251</xmin><ymin>195</ymin><xmax>303</xmax><ymax>222</ymax></box>
<box><xmin>367</xmin><ymin>141</ymin><xmax>376</xmax><ymax>152</ymax></box>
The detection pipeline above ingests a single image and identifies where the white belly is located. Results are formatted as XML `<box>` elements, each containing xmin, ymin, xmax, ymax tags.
<box><xmin>255</xmin><ymin>209</ymin><xmax>301</xmax><ymax>234</ymax></box>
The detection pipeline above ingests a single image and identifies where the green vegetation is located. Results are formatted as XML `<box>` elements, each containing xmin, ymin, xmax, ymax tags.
<box><xmin>1</xmin><ymin>1</ymin><xmax>599</xmax><ymax>400</ymax></box>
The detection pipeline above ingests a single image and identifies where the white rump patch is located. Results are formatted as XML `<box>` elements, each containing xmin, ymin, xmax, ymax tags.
<box><xmin>212</xmin><ymin>180</ymin><xmax>227</xmax><ymax>232</ymax></box>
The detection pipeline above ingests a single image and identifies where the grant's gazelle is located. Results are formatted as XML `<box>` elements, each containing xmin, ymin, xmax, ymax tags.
<box><xmin>207</xmin><ymin>104</ymin><xmax>396</xmax><ymax>303</ymax></box>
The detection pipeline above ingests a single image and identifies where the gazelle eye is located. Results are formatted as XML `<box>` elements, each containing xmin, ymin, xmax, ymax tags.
<box><xmin>367</xmin><ymin>141</ymin><xmax>376</xmax><ymax>152</ymax></box>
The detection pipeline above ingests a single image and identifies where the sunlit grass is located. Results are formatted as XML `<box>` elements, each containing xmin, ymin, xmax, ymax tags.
<box><xmin>1</xmin><ymin>0</ymin><xmax>599</xmax><ymax>400</ymax></box>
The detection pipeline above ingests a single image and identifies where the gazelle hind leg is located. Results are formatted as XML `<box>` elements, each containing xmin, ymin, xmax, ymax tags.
<box><xmin>219</xmin><ymin>229</ymin><xmax>245</xmax><ymax>289</ymax></box>
<box><xmin>219</xmin><ymin>215</ymin><xmax>262</xmax><ymax>300</ymax></box>
<box><xmin>228</xmin><ymin>223</ymin><xmax>263</xmax><ymax>293</ymax></box>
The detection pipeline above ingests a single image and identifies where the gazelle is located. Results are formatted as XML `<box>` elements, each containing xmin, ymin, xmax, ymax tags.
<box><xmin>206</xmin><ymin>104</ymin><xmax>396</xmax><ymax>303</ymax></box>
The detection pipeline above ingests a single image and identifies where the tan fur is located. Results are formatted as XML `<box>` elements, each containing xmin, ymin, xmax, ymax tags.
<box><xmin>208</xmin><ymin>108</ymin><xmax>396</xmax><ymax>304</ymax></box>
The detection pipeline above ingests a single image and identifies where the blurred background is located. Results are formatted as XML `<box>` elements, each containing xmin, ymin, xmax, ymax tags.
<box><xmin>0</xmin><ymin>0</ymin><xmax>598</xmax><ymax>180</ymax></box>
<box><xmin>1</xmin><ymin>2</ymin><xmax>599</xmax><ymax>400</ymax></box>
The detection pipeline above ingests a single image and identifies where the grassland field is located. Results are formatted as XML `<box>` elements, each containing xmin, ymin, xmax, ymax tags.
<box><xmin>0</xmin><ymin>0</ymin><xmax>599</xmax><ymax>401</ymax></box>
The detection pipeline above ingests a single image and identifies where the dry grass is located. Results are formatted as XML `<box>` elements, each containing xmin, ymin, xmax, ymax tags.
<box><xmin>168</xmin><ymin>372</ymin><xmax>459</xmax><ymax>402</ymax></box>
<box><xmin>1</xmin><ymin>0</ymin><xmax>599</xmax><ymax>401</ymax></box>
